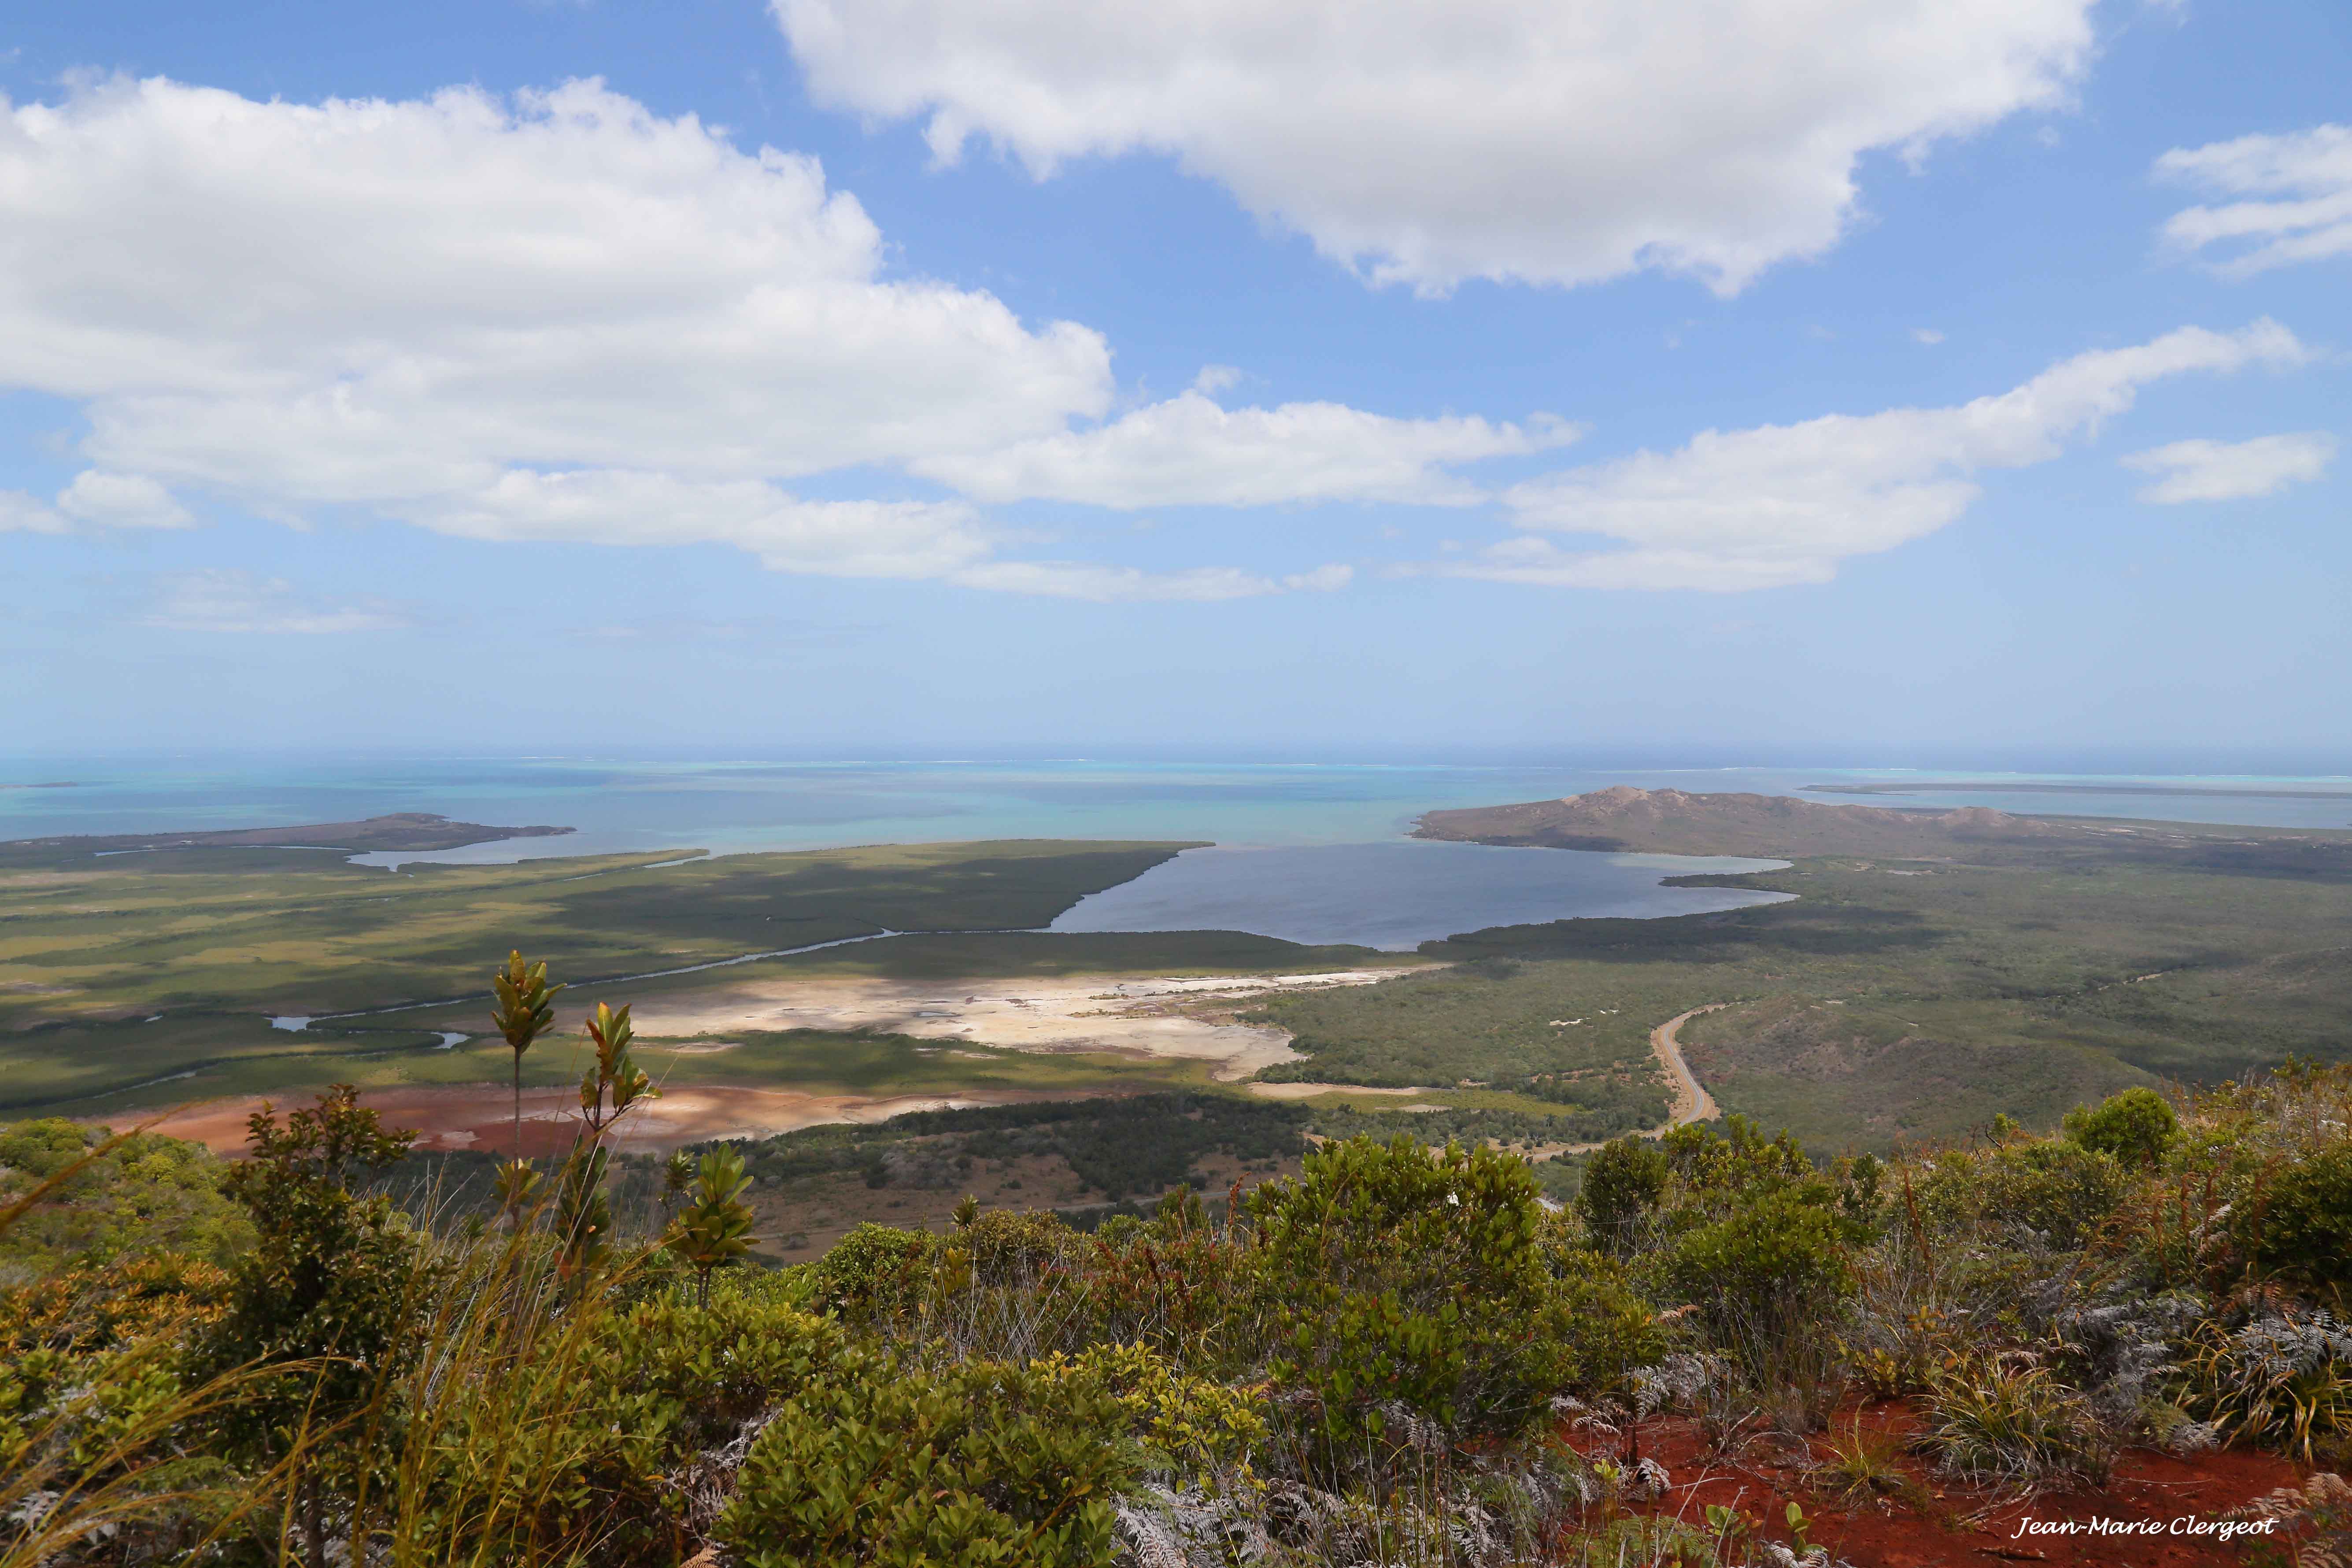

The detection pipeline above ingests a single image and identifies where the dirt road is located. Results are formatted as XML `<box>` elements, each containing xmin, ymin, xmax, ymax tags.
<box><xmin>1649</xmin><ymin>1003</ymin><xmax>1726</xmax><ymax>1126</ymax></box>
<box><xmin>1542</xmin><ymin>1002</ymin><xmax>1727</xmax><ymax>1157</ymax></box>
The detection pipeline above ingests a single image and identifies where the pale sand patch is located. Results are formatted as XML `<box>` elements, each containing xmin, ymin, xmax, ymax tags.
<box><xmin>122</xmin><ymin>1084</ymin><xmax>1114</xmax><ymax>1158</ymax></box>
<box><xmin>1244</xmin><ymin>1082</ymin><xmax>1443</xmax><ymax>1101</ymax></box>
<box><xmin>624</xmin><ymin>969</ymin><xmax>1414</xmax><ymax>1084</ymax></box>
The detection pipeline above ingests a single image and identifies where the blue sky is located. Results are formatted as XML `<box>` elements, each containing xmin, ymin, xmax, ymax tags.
<box><xmin>2</xmin><ymin>0</ymin><xmax>2346</xmax><ymax>764</ymax></box>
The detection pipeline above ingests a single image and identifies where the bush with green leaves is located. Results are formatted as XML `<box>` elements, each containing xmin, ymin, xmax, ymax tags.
<box><xmin>2063</xmin><ymin>1087</ymin><xmax>2179</xmax><ymax>1168</ymax></box>
<box><xmin>2237</xmin><ymin>1142</ymin><xmax>2352</xmax><ymax>1293</ymax></box>
<box><xmin>1576</xmin><ymin>1135</ymin><xmax>1668</xmax><ymax>1258</ymax></box>
<box><xmin>1657</xmin><ymin>1114</ymin><xmax>1813</xmax><ymax>1205</ymax></box>
<box><xmin>1665</xmin><ymin>1185</ymin><xmax>1849</xmax><ymax>1388</ymax></box>
<box><xmin>957</xmin><ymin>1206</ymin><xmax>1079</xmax><ymax>1289</ymax></box>
<box><xmin>395</xmin><ymin>1283</ymin><xmax>847</xmax><ymax>1565</ymax></box>
<box><xmin>1243</xmin><ymin>1136</ymin><xmax>1593</xmax><ymax>1454</ymax></box>
<box><xmin>190</xmin><ymin>1086</ymin><xmax>421</xmax><ymax>1568</ymax></box>
<box><xmin>716</xmin><ymin>1345</ymin><xmax>1137</xmax><ymax>1567</ymax></box>
<box><xmin>809</xmin><ymin>1222</ymin><xmax>936</xmax><ymax>1324</ymax></box>
<box><xmin>0</xmin><ymin>1250</ymin><xmax>251</xmax><ymax>1559</ymax></box>
<box><xmin>0</xmin><ymin>1120</ymin><xmax>253</xmax><ymax>1274</ymax></box>
<box><xmin>1915</xmin><ymin>1139</ymin><xmax>2129</xmax><ymax>1251</ymax></box>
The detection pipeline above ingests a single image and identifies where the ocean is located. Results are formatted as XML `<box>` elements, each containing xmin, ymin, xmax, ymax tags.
<box><xmin>7</xmin><ymin>756</ymin><xmax>2348</xmax><ymax>949</ymax></box>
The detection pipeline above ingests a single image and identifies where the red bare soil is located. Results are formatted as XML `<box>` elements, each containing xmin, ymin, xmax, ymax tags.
<box><xmin>125</xmin><ymin>1082</ymin><xmax>1115</xmax><ymax>1158</ymax></box>
<box><xmin>1568</xmin><ymin>1401</ymin><xmax>2309</xmax><ymax>1567</ymax></box>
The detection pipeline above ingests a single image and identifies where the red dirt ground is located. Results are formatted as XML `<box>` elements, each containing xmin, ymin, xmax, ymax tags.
<box><xmin>1566</xmin><ymin>1400</ymin><xmax>2312</xmax><ymax>1566</ymax></box>
<box><xmin>122</xmin><ymin>1082</ymin><xmax>1120</xmax><ymax>1158</ymax></box>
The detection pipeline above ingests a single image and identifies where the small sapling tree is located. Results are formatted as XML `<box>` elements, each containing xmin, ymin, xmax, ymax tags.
<box><xmin>554</xmin><ymin>1000</ymin><xmax>656</xmax><ymax>1280</ymax></box>
<box><xmin>666</xmin><ymin>1146</ymin><xmax>756</xmax><ymax>1307</ymax></box>
<box><xmin>488</xmin><ymin>950</ymin><xmax>562</xmax><ymax>1215</ymax></box>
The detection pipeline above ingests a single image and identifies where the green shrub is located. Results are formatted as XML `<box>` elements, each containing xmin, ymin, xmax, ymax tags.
<box><xmin>196</xmin><ymin>1088</ymin><xmax>419</xmax><ymax>1456</ymax></box>
<box><xmin>0</xmin><ymin>1120</ymin><xmax>253</xmax><ymax>1272</ymax></box>
<box><xmin>1915</xmin><ymin>1141</ymin><xmax>2128</xmax><ymax>1250</ymax></box>
<box><xmin>810</xmin><ymin>1223</ymin><xmax>935</xmax><ymax>1324</ymax></box>
<box><xmin>1576</xmin><ymin>1136</ymin><xmax>1667</xmax><ymax>1258</ymax></box>
<box><xmin>1665</xmin><ymin>1185</ymin><xmax>1844</xmax><ymax>1401</ymax></box>
<box><xmin>959</xmin><ymin>1208</ymin><xmax>1077</xmax><ymax>1287</ymax></box>
<box><xmin>1245</xmin><ymin>1136</ymin><xmax>1581</xmax><ymax>1449</ymax></box>
<box><xmin>2063</xmin><ymin>1087</ymin><xmax>2179</xmax><ymax>1167</ymax></box>
<box><xmin>413</xmin><ymin>1291</ymin><xmax>846</xmax><ymax>1564</ymax></box>
<box><xmin>715</xmin><ymin>1347</ymin><xmax>1134</xmax><ymax>1567</ymax></box>
<box><xmin>0</xmin><ymin>1251</ymin><xmax>242</xmax><ymax>1556</ymax></box>
<box><xmin>1665</xmin><ymin>1189</ymin><xmax>1844</xmax><ymax>1335</ymax></box>
<box><xmin>2240</xmin><ymin>1143</ymin><xmax>2352</xmax><ymax>1292</ymax></box>
<box><xmin>1658</xmin><ymin>1115</ymin><xmax>1812</xmax><ymax>1202</ymax></box>
<box><xmin>605</xmin><ymin>1294</ymin><xmax>841</xmax><ymax>1449</ymax></box>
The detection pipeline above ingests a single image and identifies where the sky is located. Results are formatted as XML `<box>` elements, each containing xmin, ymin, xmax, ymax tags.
<box><xmin>2</xmin><ymin>0</ymin><xmax>2347</xmax><ymax>766</ymax></box>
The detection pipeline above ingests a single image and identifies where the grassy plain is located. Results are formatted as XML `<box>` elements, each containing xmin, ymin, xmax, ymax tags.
<box><xmin>2</xmin><ymin>837</ymin><xmax>1420</xmax><ymax>1112</ymax></box>
<box><xmin>10</xmin><ymin>795</ymin><xmax>2349</xmax><ymax>1155</ymax></box>
<box><xmin>1264</xmin><ymin>836</ymin><xmax>2352</xmax><ymax>1151</ymax></box>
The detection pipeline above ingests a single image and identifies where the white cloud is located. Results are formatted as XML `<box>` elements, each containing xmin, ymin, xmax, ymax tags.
<box><xmin>569</xmin><ymin>614</ymin><xmax>870</xmax><ymax>647</ymax></box>
<box><xmin>2122</xmin><ymin>433</ymin><xmax>2336</xmax><ymax>503</ymax></box>
<box><xmin>0</xmin><ymin>490</ymin><xmax>66</xmax><ymax>533</ymax></box>
<box><xmin>0</xmin><ymin>76</ymin><xmax>1381</xmax><ymax>601</ymax></box>
<box><xmin>139</xmin><ymin>570</ymin><xmax>416</xmax><ymax>633</ymax></box>
<box><xmin>944</xmin><ymin>560</ymin><xmax>1281</xmax><ymax>601</ymax></box>
<box><xmin>0</xmin><ymin>472</ymin><xmax>189</xmax><ymax>532</ymax></box>
<box><xmin>1283</xmin><ymin>564</ymin><xmax>1353</xmax><ymax>592</ymax></box>
<box><xmin>1913</xmin><ymin>328</ymin><xmax>1946</xmax><ymax>345</ymax></box>
<box><xmin>55</xmin><ymin>471</ymin><xmax>194</xmax><ymax>530</ymax></box>
<box><xmin>1449</xmin><ymin>321</ymin><xmax>2306</xmax><ymax>591</ymax></box>
<box><xmin>402</xmin><ymin>469</ymin><xmax>996</xmax><ymax>580</ymax></box>
<box><xmin>912</xmin><ymin>392</ymin><xmax>1576</xmax><ymax>508</ymax></box>
<box><xmin>2155</xmin><ymin>124</ymin><xmax>2352</xmax><ymax>275</ymax></box>
<box><xmin>775</xmin><ymin>0</ymin><xmax>2094</xmax><ymax>295</ymax></box>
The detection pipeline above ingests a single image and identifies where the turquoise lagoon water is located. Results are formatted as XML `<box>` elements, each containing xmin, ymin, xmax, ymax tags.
<box><xmin>8</xmin><ymin>758</ymin><xmax>2350</xmax><ymax>858</ymax></box>
<box><xmin>4</xmin><ymin>758</ymin><xmax>2347</xmax><ymax>948</ymax></box>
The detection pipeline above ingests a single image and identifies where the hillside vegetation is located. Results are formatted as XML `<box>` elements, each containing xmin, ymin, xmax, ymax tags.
<box><xmin>6</xmin><ymin>1025</ymin><xmax>2348</xmax><ymax>1566</ymax></box>
<box><xmin>1317</xmin><ymin>788</ymin><xmax>2352</xmax><ymax>1150</ymax></box>
<box><xmin>0</xmin><ymin>837</ymin><xmax>1298</xmax><ymax>1112</ymax></box>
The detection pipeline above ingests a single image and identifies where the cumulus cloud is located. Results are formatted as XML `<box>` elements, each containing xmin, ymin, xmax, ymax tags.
<box><xmin>569</xmin><ymin>614</ymin><xmax>871</xmax><ymax>647</ymax></box>
<box><xmin>0</xmin><ymin>491</ymin><xmax>67</xmax><ymax>533</ymax></box>
<box><xmin>2156</xmin><ymin>124</ymin><xmax>2352</xmax><ymax>275</ymax></box>
<box><xmin>2122</xmin><ymin>433</ymin><xmax>2336</xmax><ymax>503</ymax></box>
<box><xmin>401</xmin><ymin>469</ymin><xmax>997</xmax><ymax>580</ymax></box>
<box><xmin>55</xmin><ymin>471</ymin><xmax>194</xmax><ymax>530</ymax></box>
<box><xmin>776</xmin><ymin>0</ymin><xmax>2094</xmax><ymax>295</ymax></box>
<box><xmin>0</xmin><ymin>473</ymin><xmax>192</xmax><ymax>532</ymax></box>
<box><xmin>1447</xmin><ymin>321</ymin><xmax>2306</xmax><ymax>591</ymax></box>
<box><xmin>139</xmin><ymin>570</ymin><xmax>417</xmax><ymax>633</ymax></box>
<box><xmin>0</xmin><ymin>76</ymin><xmax>1405</xmax><ymax>600</ymax></box>
<box><xmin>913</xmin><ymin>393</ymin><xmax>1576</xmax><ymax>507</ymax></box>
<box><xmin>944</xmin><ymin>560</ymin><xmax>1283</xmax><ymax>600</ymax></box>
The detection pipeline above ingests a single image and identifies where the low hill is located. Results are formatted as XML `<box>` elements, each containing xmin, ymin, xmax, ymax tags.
<box><xmin>0</xmin><ymin>811</ymin><xmax>572</xmax><ymax>862</ymax></box>
<box><xmin>1414</xmin><ymin>783</ymin><xmax>2347</xmax><ymax>865</ymax></box>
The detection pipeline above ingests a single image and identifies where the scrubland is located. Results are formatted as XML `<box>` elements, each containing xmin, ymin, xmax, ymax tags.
<box><xmin>7</xmin><ymin>1047</ymin><xmax>2352</xmax><ymax>1566</ymax></box>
